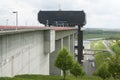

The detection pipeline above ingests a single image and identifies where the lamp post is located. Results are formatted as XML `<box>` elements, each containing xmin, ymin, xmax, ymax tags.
<box><xmin>6</xmin><ymin>19</ymin><xmax>8</xmax><ymax>25</ymax></box>
<box><xmin>13</xmin><ymin>11</ymin><xmax>18</xmax><ymax>30</ymax></box>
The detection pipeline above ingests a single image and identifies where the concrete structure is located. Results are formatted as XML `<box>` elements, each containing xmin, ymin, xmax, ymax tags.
<box><xmin>38</xmin><ymin>11</ymin><xmax>86</xmax><ymax>64</ymax></box>
<box><xmin>0</xmin><ymin>26</ymin><xmax>77</xmax><ymax>77</ymax></box>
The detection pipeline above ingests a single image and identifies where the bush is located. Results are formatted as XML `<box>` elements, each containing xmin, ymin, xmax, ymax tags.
<box><xmin>70</xmin><ymin>61</ymin><xmax>85</xmax><ymax>79</ymax></box>
<box><xmin>94</xmin><ymin>63</ymin><xmax>111</xmax><ymax>80</ymax></box>
<box><xmin>107</xmin><ymin>55</ymin><xmax>120</xmax><ymax>79</ymax></box>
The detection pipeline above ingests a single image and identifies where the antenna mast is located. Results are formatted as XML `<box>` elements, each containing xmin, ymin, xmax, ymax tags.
<box><xmin>58</xmin><ymin>4</ymin><xmax>61</xmax><ymax>11</ymax></box>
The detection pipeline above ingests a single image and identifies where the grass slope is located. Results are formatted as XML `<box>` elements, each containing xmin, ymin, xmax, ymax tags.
<box><xmin>0</xmin><ymin>75</ymin><xmax>103</xmax><ymax>80</ymax></box>
<box><xmin>91</xmin><ymin>41</ymin><xmax>111</xmax><ymax>68</ymax></box>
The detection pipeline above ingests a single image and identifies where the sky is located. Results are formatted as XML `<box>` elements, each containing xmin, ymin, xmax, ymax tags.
<box><xmin>0</xmin><ymin>0</ymin><xmax>120</xmax><ymax>29</ymax></box>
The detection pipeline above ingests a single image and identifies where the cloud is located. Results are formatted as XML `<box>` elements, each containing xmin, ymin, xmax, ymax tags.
<box><xmin>0</xmin><ymin>0</ymin><xmax>120</xmax><ymax>28</ymax></box>
<box><xmin>0</xmin><ymin>0</ymin><xmax>41</xmax><ymax>26</ymax></box>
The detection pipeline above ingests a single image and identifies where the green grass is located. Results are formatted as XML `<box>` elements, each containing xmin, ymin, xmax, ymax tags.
<box><xmin>95</xmin><ymin>52</ymin><xmax>111</xmax><ymax>68</ymax></box>
<box><xmin>91</xmin><ymin>40</ymin><xmax>111</xmax><ymax>68</ymax></box>
<box><xmin>111</xmin><ymin>41</ymin><xmax>120</xmax><ymax>55</ymax></box>
<box><xmin>0</xmin><ymin>75</ymin><xmax>103</xmax><ymax>80</ymax></box>
<box><xmin>90</xmin><ymin>41</ymin><xmax>106</xmax><ymax>50</ymax></box>
<box><xmin>94</xmin><ymin>41</ymin><xmax>106</xmax><ymax>49</ymax></box>
<box><xmin>90</xmin><ymin>41</ymin><xmax>96</xmax><ymax>48</ymax></box>
<box><xmin>0</xmin><ymin>77</ymin><xmax>12</xmax><ymax>80</ymax></box>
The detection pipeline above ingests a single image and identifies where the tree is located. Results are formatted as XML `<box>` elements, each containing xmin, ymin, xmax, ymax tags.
<box><xmin>109</xmin><ymin>40</ymin><xmax>120</xmax><ymax>79</ymax></box>
<box><xmin>107</xmin><ymin>54</ymin><xmax>120</xmax><ymax>79</ymax></box>
<box><xmin>70</xmin><ymin>61</ymin><xmax>85</xmax><ymax>79</ymax></box>
<box><xmin>94</xmin><ymin>62</ymin><xmax>111</xmax><ymax>80</ymax></box>
<box><xmin>55</xmin><ymin>48</ymin><xmax>73</xmax><ymax>80</ymax></box>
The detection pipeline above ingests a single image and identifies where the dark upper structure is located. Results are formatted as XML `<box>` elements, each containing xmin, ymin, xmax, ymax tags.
<box><xmin>38</xmin><ymin>11</ymin><xmax>86</xmax><ymax>27</ymax></box>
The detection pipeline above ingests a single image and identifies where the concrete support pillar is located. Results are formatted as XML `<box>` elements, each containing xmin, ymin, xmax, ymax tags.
<box><xmin>68</xmin><ymin>36</ymin><xmax>70</xmax><ymax>51</ymax></box>
<box><xmin>0</xmin><ymin>37</ymin><xmax>2</xmax><ymax>77</ymax></box>
<box><xmin>61</xmin><ymin>38</ymin><xmax>63</xmax><ymax>49</ymax></box>
<box><xmin>2</xmin><ymin>36</ymin><xmax>7</xmax><ymax>61</ymax></box>
<box><xmin>60</xmin><ymin>38</ymin><xmax>63</xmax><ymax>76</ymax></box>
<box><xmin>70</xmin><ymin>34</ymin><xmax>74</xmax><ymax>56</ymax></box>
<box><xmin>63</xmin><ymin>36</ymin><xmax>70</xmax><ymax>51</ymax></box>
<box><xmin>50</xmin><ymin>39</ymin><xmax>62</xmax><ymax>75</ymax></box>
<box><xmin>44</xmin><ymin>30</ymin><xmax>55</xmax><ymax>54</ymax></box>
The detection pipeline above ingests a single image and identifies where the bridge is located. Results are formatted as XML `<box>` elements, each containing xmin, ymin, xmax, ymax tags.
<box><xmin>84</xmin><ymin>49</ymin><xmax>108</xmax><ymax>52</ymax></box>
<box><xmin>83</xmin><ymin>49</ymin><xmax>108</xmax><ymax>55</ymax></box>
<box><xmin>0</xmin><ymin>26</ymin><xmax>77</xmax><ymax>77</ymax></box>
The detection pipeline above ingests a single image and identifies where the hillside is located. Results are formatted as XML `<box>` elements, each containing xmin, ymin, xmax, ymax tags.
<box><xmin>83</xmin><ymin>28</ymin><xmax>120</xmax><ymax>39</ymax></box>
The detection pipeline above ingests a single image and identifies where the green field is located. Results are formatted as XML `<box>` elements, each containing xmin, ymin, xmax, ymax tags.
<box><xmin>83</xmin><ymin>28</ymin><xmax>120</xmax><ymax>40</ymax></box>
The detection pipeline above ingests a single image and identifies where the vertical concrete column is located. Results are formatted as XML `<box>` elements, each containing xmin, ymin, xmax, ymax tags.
<box><xmin>44</xmin><ymin>30</ymin><xmax>55</xmax><ymax>54</ymax></box>
<box><xmin>2</xmin><ymin>36</ymin><xmax>7</xmax><ymax>60</ymax></box>
<box><xmin>62</xmin><ymin>36</ymin><xmax>72</xmax><ymax>76</ymax></box>
<box><xmin>63</xmin><ymin>36</ymin><xmax>70</xmax><ymax>51</ymax></box>
<box><xmin>68</xmin><ymin>36</ymin><xmax>70</xmax><ymax>51</ymax></box>
<box><xmin>70</xmin><ymin>34</ymin><xmax>74</xmax><ymax>55</ymax></box>
<box><xmin>60</xmin><ymin>38</ymin><xmax>63</xmax><ymax>76</ymax></box>
<box><xmin>0</xmin><ymin>36</ymin><xmax>2</xmax><ymax>77</ymax></box>
<box><xmin>50</xmin><ymin>39</ymin><xmax>61</xmax><ymax>75</ymax></box>
<box><xmin>61</xmin><ymin>38</ymin><xmax>63</xmax><ymax>49</ymax></box>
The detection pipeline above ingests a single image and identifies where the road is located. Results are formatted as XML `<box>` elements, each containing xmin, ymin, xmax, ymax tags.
<box><xmin>83</xmin><ymin>41</ymin><xmax>96</xmax><ymax>75</ymax></box>
<box><xmin>82</xmin><ymin>40</ymin><xmax>114</xmax><ymax>75</ymax></box>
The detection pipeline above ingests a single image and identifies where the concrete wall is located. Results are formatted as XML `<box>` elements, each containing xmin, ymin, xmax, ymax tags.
<box><xmin>0</xmin><ymin>30</ymin><xmax>49</xmax><ymax>77</ymax></box>
<box><xmin>0</xmin><ymin>28</ymin><xmax>77</xmax><ymax>77</ymax></box>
